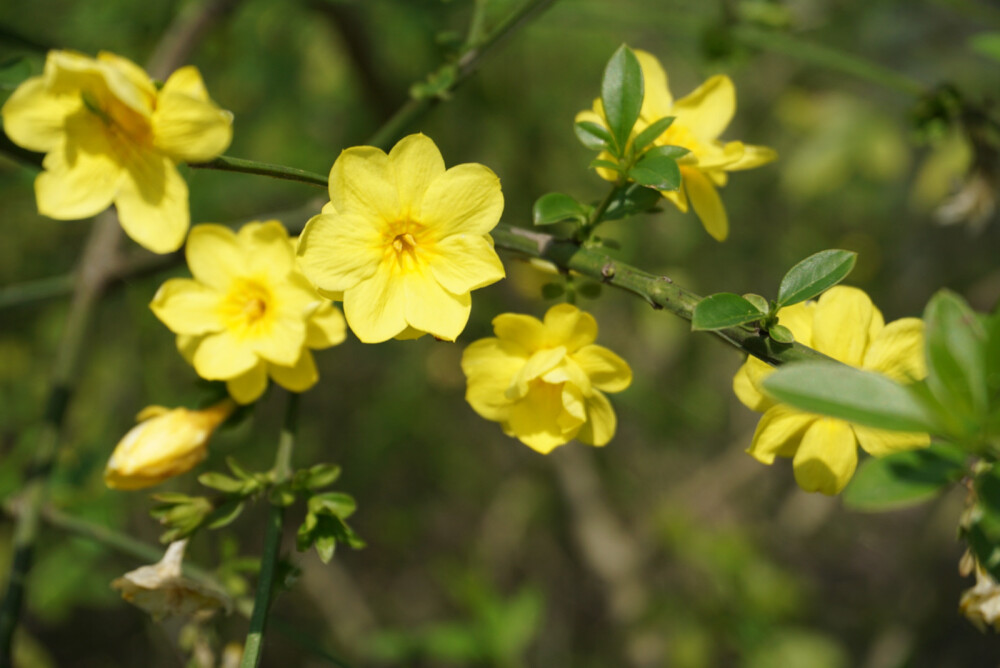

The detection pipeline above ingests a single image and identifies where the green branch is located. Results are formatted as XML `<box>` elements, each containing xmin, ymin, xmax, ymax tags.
<box><xmin>189</xmin><ymin>155</ymin><xmax>328</xmax><ymax>189</ymax></box>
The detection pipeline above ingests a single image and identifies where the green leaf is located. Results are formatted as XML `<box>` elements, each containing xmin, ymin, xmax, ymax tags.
<box><xmin>574</xmin><ymin>121</ymin><xmax>612</xmax><ymax>152</ymax></box>
<box><xmin>600</xmin><ymin>183</ymin><xmax>662</xmax><ymax>221</ymax></box>
<box><xmin>691</xmin><ymin>293</ymin><xmax>766</xmax><ymax>331</ymax></box>
<box><xmin>762</xmin><ymin>362</ymin><xmax>939</xmax><ymax>433</ymax></box>
<box><xmin>768</xmin><ymin>324</ymin><xmax>795</xmax><ymax>344</ymax></box>
<box><xmin>631</xmin><ymin>116</ymin><xmax>675</xmax><ymax>153</ymax></box>
<box><xmin>309</xmin><ymin>491</ymin><xmax>357</xmax><ymax>519</ymax></box>
<box><xmin>843</xmin><ymin>444</ymin><xmax>967</xmax><ymax>511</ymax></box>
<box><xmin>541</xmin><ymin>282</ymin><xmax>564</xmax><ymax>300</ymax></box>
<box><xmin>924</xmin><ymin>289</ymin><xmax>988</xmax><ymax>423</ymax></box>
<box><xmin>226</xmin><ymin>456</ymin><xmax>253</xmax><ymax>481</ymax></box>
<box><xmin>641</xmin><ymin>144</ymin><xmax>689</xmax><ymax>161</ymax></box>
<box><xmin>0</xmin><ymin>57</ymin><xmax>31</xmax><ymax>90</ymax></box>
<box><xmin>207</xmin><ymin>499</ymin><xmax>245</xmax><ymax>530</ymax></box>
<box><xmin>600</xmin><ymin>45</ymin><xmax>643</xmax><ymax>156</ymax></box>
<box><xmin>742</xmin><ymin>293</ymin><xmax>770</xmax><ymax>314</ymax></box>
<box><xmin>532</xmin><ymin>193</ymin><xmax>588</xmax><ymax>226</ymax></box>
<box><xmin>969</xmin><ymin>32</ymin><xmax>1000</xmax><ymax>63</ymax></box>
<box><xmin>198</xmin><ymin>472</ymin><xmax>246</xmax><ymax>494</ymax></box>
<box><xmin>628</xmin><ymin>153</ymin><xmax>681</xmax><ymax>191</ymax></box>
<box><xmin>292</xmin><ymin>463</ymin><xmax>342</xmax><ymax>491</ymax></box>
<box><xmin>588</xmin><ymin>158</ymin><xmax>621</xmax><ymax>172</ymax></box>
<box><xmin>776</xmin><ymin>249</ymin><xmax>857</xmax><ymax>307</ymax></box>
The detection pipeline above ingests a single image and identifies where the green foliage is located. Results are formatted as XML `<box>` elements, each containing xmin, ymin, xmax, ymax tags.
<box><xmin>631</xmin><ymin>116</ymin><xmax>676</xmax><ymax>153</ymax></box>
<box><xmin>532</xmin><ymin>192</ymin><xmax>589</xmax><ymax>226</ymax></box>
<box><xmin>969</xmin><ymin>32</ymin><xmax>1000</xmax><ymax>63</ymax></box>
<box><xmin>600</xmin><ymin>44</ymin><xmax>643</xmax><ymax>157</ymax></box>
<box><xmin>599</xmin><ymin>182</ymin><xmax>662</xmax><ymax>221</ymax></box>
<box><xmin>627</xmin><ymin>149</ymin><xmax>682</xmax><ymax>191</ymax></box>
<box><xmin>691</xmin><ymin>292</ymin><xmax>766</xmax><ymax>330</ymax></box>
<box><xmin>923</xmin><ymin>290</ymin><xmax>989</xmax><ymax>428</ymax></box>
<box><xmin>776</xmin><ymin>249</ymin><xmax>857</xmax><ymax>307</ymax></box>
<box><xmin>843</xmin><ymin>444</ymin><xmax>968</xmax><ymax>511</ymax></box>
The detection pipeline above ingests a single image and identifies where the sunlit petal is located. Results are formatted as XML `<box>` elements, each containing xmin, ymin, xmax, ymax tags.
<box><xmin>684</xmin><ymin>168</ymin><xmax>729</xmax><ymax>241</ymax></box>
<box><xmin>747</xmin><ymin>404</ymin><xmax>813</xmax><ymax>464</ymax></box>
<box><xmin>421</xmin><ymin>163</ymin><xmax>504</xmax><ymax>238</ymax></box>
<box><xmin>116</xmin><ymin>150</ymin><xmax>189</xmax><ymax>253</ymax></box>
<box><xmin>150</xmin><ymin>279</ymin><xmax>222</xmax><ymax>335</ymax></box>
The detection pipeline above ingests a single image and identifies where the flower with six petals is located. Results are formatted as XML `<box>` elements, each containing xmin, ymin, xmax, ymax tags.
<box><xmin>461</xmin><ymin>304</ymin><xmax>632</xmax><ymax>453</ymax></box>
<box><xmin>296</xmin><ymin>133</ymin><xmax>505</xmax><ymax>343</ymax></box>
<box><xmin>733</xmin><ymin>286</ymin><xmax>929</xmax><ymax>495</ymax></box>
<box><xmin>576</xmin><ymin>50</ymin><xmax>776</xmax><ymax>241</ymax></box>
<box><xmin>151</xmin><ymin>221</ymin><xmax>346</xmax><ymax>403</ymax></box>
<box><xmin>1</xmin><ymin>50</ymin><xmax>232</xmax><ymax>253</ymax></box>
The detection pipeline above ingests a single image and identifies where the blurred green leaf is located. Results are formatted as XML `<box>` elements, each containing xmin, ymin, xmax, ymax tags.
<box><xmin>924</xmin><ymin>289</ymin><xmax>988</xmax><ymax>424</ymax></box>
<box><xmin>762</xmin><ymin>362</ymin><xmax>938</xmax><ymax>432</ymax></box>
<box><xmin>632</xmin><ymin>116</ymin><xmax>674</xmax><ymax>153</ymax></box>
<box><xmin>601</xmin><ymin>44</ymin><xmax>643</xmax><ymax>155</ymax></box>
<box><xmin>692</xmin><ymin>293</ymin><xmax>765</xmax><ymax>331</ymax></box>
<box><xmin>574</xmin><ymin>120</ymin><xmax>612</xmax><ymax>152</ymax></box>
<box><xmin>776</xmin><ymin>249</ymin><xmax>857</xmax><ymax>307</ymax></box>
<box><xmin>292</xmin><ymin>462</ymin><xmax>341</xmax><ymax>491</ymax></box>
<box><xmin>843</xmin><ymin>444</ymin><xmax>967</xmax><ymax>511</ymax></box>
<box><xmin>600</xmin><ymin>183</ymin><xmax>661</xmax><ymax>221</ymax></box>
<box><xmin>0</xmin><ymin>57</ymin><xmax>31</xmax><ymax>90</ymax></box>
<box><xmin>269</xmin><ymin>482</ymin><xmax>296</xmax><ymax>507</ymax></box>
<box><xmin>309</xmin><ymin>491</ymin><xmax>357</xmax><ymax>519</ymax></box>
<box><xmin>532</xmin><ymin>192</ymin><xmax>588</xmax><ymax>226</ymax></box>
<box><xmin>628</xmin><ymin>152</ymin><xmax>681</xmax><ymax>191</ymax></box>
<box><xmin>588</xmin><ymin>158</ymin><xmax>621</xmax><ymax>172</ymax></box>
<box><xmin>969</xmin><ymin>32</ymin><xmax>1000</xmax><ymax>62</ymax></box>
<box><xmin>198</xmin><ymin>471</ymin><xmax>246</xmax><ymax>493</ymax></box>
<box><xmin>207</xmin><ymin>498</ymin><xmax>245</xmax><ymax>529</ymax></box>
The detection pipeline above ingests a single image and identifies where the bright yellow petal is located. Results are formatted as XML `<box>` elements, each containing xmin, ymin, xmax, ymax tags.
<box><xmin>747</xmin><ymin>404</ymin><xmax>814</xmax><ymax>464</ymax></box>
<box><xmin>428</xmin><ymin>234</ymin><xmax>506</xmax><ymax>294</ymax></box>
<box><xmin>401</xmin><ymin>270</ymin><xmax>471</xmax><ymax>341</ymax></box>
<box><xmin>329</xmin><ymin>145</ymin><xmax>399</xmax><ymax>221</ymax></box>
<box><xmin>462</xmin><ymin>338</ymin><xmax>525</xmax><ymax>421</ymax></box>
<box><xmin>634</xmin><ymin>49</ymin><xmax>673</xmax><ymax>120</ymax></box>
<box><xmin>854</xmin><ymin>425</ymin><xmax>930</xmax><ymax>457</ymax></box>
<box><xmin>542</xmin><ymin>304</ymin><xmax>597</xmax><ymax>351</ymax></box>
<box><xmin>1</xmin><ymin>76</ymin><xmax>79</xmax><ymax>152</ymax></box>
<box><xmin>574</xmin><ymin>107</ymin><xmax>605</xmax><ymax>129</ymax></box>
<box><xmin>269</xmin><ymin>349</ymin><xmax>318</xmax><ymax>393</ymax></box>
<box><xmin>35</xmin><ymin>112</ymin><xmax>122</xmax><ymax>220</ymax></box>
<box><xmin>420</xmin><ymin>163</ymin><xmax>504</xmax><ymax>238</ymax></box>
<box><xmin>115</xmin><ymin>151</ymin><xmax>189</xmax><ymax>253</ymax></box>
<box><xmin>150</xmin><ymin>278</ymin><xmax>222</xmax><ymax>335</ymax></box>
<box><xmin>306</xmin><ymin>302</ymin><xmax>347</xmax><ymax>349</ymax></box>
<box><xmin>862</xmin><ymin>317</ymin><xmax>926</xmax><ymax>382</ymax></box>
<box><xmin>733</xmin><ymin>360</ymin><xmax>772</xmax><ymax>412</ymax></box>
<box><xmin>152</xmin><ymin>66</ymin><xmax>232</xmax><ymax>163</ymax></box>
<box><xmin>673</xmin><ymin>74</ymin><xmax>735</xmax><ymax>141</ymax></box>
<box><xmin>493</xmin><ymin>313</ymin><xmax>545</xmax><ymax>351</ymax></box>
<box><xmin>792</xmin><ymin>418</ymin><xmax>858</xmax><ymax>495</ymax></box>
<box><xmin>571</xmin><ymin>344</ymin><xmax>632</xmax><ymax>393</ymax></box>
<box><xmin>812</xmin><ymin>286</ymin><xmax>879</xmax><ymax>366</ymax></box>
<box><xmin>388</xmin><ymin>133</ymin><xmax>446</xmax><ymax>219</ymax></box>
<box><xmin>694</xmin><ymin>141</ymin><xmax>745</xmax><ymax>170</ymax></box>
<box><xmin>193</xmin><ymin>331</ymin><xmax>258</xmax><ymax>379</ymax></box>
<box><xmin>684</xmin><ymin>168</ymin><xmax>728</xmax><ymax>241</ymax></box>
<box><xmin>296</xmin><ymin>212</ymin><xmax>382</xmax><ymax>292</ymax></box>
<box><xmin>508</xmin><ymin>382</ymin><xmax>579</xmax><ymax>454</ymax></box>
<box><xmin>726</xmin><ymin>143</ymin><xmax>778</xmax><ymax>171</ymax></box>
<box><xmin>776</xmin><ymin>301</ymin><xmax>816</xmax><ymax>347</ymax></box>
<box><xmin>96</xmin><ymin>51</ymin><xmax>157</xmax><ymax>110</ymax></box>
<box><xmin>248</xmin><ymin>311</ymin><xmax>307</xmax><ymax>367</ymax></box>
<box><xmin>238</xmin><ymin>220</ymin><xmax>294</xmax><ymax>278</ymax></box>
<box><xmin>509</xmin><ymin>347</ymin><xmax>567</xmax><ymax>400</ymax></box>
<box><xmin>542</xmin><ymin>358</ymin><xmax>592</xmax><ymax>397</ymax></box>
<box><xmin>186</xmin><ymin>224</ymin><xmax>244</xmax><ymax>290</ymax></box>
<box><xmin>342</xmin><ymin>267</ymin><xmax>407</xmax><ymax>343</ymax></box>
<box><xmin>576</xmin><ymin>390</ymin><xmax>617</xmax><ymax>446</ymax></box>
<box><xmin>226</xmin><ymin>362</ymin><xmax>268</xmax><ymax>404</ymax></box>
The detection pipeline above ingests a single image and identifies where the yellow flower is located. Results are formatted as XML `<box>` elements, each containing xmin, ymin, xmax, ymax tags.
<box><xmin>151</xmin><ymin>221</ymin><xmax>346</xmax><ymax>403</ymax></box>
<box><xmin>296</xmin><ymin>133</ymin><xmax>505</xmax><ymax>343</ymax></box>
<box><xmin>576</xmin><ymin>50</ymin><xmax>776</xmax><ymax>241</ymax></box>
<box><xmin>461</xmin><ymin>304</ymin><xmax>632</xmax><ymax>453</ymax></box>
<box><xmin>733</xmin><ymin>286</ymin><xmax>928</xmax><ymax>495</ymax></box>
<box><xmin>1</xmin><ymin>50</ymin><xmax>232</xmax><ymax>253</ymax></box>
<box><xmin>105</xmin><ymin>400</ymin><xmax>234</xmax><ymax>490</ymax></box>
<box><xmin>111</xmin><ymin>540</ymin><xmax>231</xmax><ymax>620</ymax></box>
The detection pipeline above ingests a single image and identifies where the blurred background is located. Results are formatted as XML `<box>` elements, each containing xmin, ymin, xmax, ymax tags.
<box><xmin>2</xmin><ymin>0</ymin><xmax>1000</xmax><ymax>666</ymax></box>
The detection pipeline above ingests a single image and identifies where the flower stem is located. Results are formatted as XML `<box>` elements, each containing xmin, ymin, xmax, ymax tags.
<box><xmin>576</xmin><ymin>183</ymin><xmax>624</xmax><ymax>242</ymax></box>
<box><xmin>241</xmin><ymin>391</ymin><xmax>300</xmax><ymax>668</ymax></box>
<box><xmin>189</xmin><ymin>155</ymin><xmax>328</xmax><ymax>189</ymax></box>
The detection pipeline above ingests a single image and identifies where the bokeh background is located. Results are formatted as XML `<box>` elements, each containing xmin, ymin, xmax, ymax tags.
<box><xmin>2</xmin><ymin>0</ymin><xmax>1000</xmax><ymax>666</ymax></box>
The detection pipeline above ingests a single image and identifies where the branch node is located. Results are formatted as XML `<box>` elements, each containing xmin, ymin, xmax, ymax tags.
<box><xmin>601</xmin><ymin>262</ymin><xmax>616</xmax><ymax>281</ymax></box>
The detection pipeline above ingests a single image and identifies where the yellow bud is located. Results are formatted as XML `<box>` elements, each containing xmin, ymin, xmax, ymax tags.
<box><xmin>104</xmin><ymin>399</ymin><xmax>235</xmax><ymax>490</ymax></box>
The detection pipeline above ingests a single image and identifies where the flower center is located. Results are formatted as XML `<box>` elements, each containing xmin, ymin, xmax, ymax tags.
<box><xmin>383</xmin><ymin>219</ymin><xmax>427</xmax><ymax>271</ymax></box>
<box><xmin>219</xmin><ymin>278</ymin><xmax>274</xmax><ymax>337</ymax></box>
<box><xmin>81</xmin><ymin>90</ymin><xmax>153</xmax><ymax>148</ymax></box>
<box><xmin>392</xmin><ymin>232</ymin><xmax>417</xmax><ymax>253</ymax></box>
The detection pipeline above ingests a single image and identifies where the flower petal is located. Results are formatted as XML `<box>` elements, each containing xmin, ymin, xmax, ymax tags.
<box><xmin>509</xmin><ymin>347</ymin><xmax>568</xmax><ymax>400</ymax></box>
<box><xmin>388</xmin><ymin>133</ymin><xmax>446</xmax><ymax>219</ymax></box>
<box><xmin>115</xmin><ymin>150</ymin><xmax>189</xmax><ymax>253</ymax></box>
<box><xmin>733</xmin><ymin>360</ymin><xmax>772</xmax><ymax>412</ymax></box>
<box><xmin>248</xmin><ymin>310</ymin><xmax>306</xmax><ymax>367</ymax></box>
<box><xmin>572</xmin><ymin>344</ymin><xmax>632</xmax><ymax>393</ymax></box>
<box><xmin>863</xmin><ymin>317</ymin><xmax>926</xmax><ymax>382</ymax></box>
<box><xmin>1</xmin><ymin>76</ymin><xmax>79</xmax><ymax>152</ymax></box>
<box><xmin>542</xmin><ymin>304</ymin><xmax>597</xmax><ymax>351</ymax></box>
<box><xmin>747</xmin><ymin>404</ymin><xmax>814</xmax><ymax>464</ymax></box>
<box><xmin>792</xmin><ymin>418</ymin><xmax>858</xmax><ymax>495</ymax></box>
<box><xmin>150</xmin><ymin>278</ymin><xmax>222</xmax><ymax>335</ymax></box>
<box><xmin>854</xmin><ymin>425</ymin><xmax>930</xmax><ymax>457</ymax></box>
<box><xmin>420</xmin><ymin>163</ymin><xmax>504</xmax><ymax>238</ymax></box>
<box><xmin>193</xmin><ymin>330</ymin><xmax>258</xmax><ymax>379</ymax></box>
<box><xmin>462</xmin><ymin>338</ymin><xmax>526</xmax><ymax>420</ymax></box>
<box><xmin>635</xmin><ymin>49</ymin><xmax>673</xmax><ymax>120</ymax></box>
<box><xmin>684</xmin><ymin>168</ymin><xmax>728</xmax><ymax>241</ymax></box>
<box><xmin>329</xmin><ymin>145</ymin><xmax>400</xmax><ymax>221</ymax></box>
<box><xmin>238</xmin><ymin>220</ymin><xmax>294</xmax><ymax>278</ymax></box>
<box><xmin>296</xmin><ymin>212</ymin><xmax>382</xmax><ymax>292</ymax></box>
<box><xmin>727</xmin><ymin>143</ymin><xmax>778</xmax><ymax>171</ymax></box>
<box><xmin>812</xmin><ymin>286</ymin><xmax>879</xmax><ymax>366</ymax></box>
<box><xmin>342</xmin><ymin>267</ymin><xmax>407</xmax><ymax>343</ymax></box>
<box><xmin>429</xmin><ymin>234</ymin><xmax>506</xmax><ymax>294</ymax></box>
<box><xmin>507</xmin><ymin>382</ymin><xmax>579</xmax><ymax>454</ymax></box>
<box><xmin>673</xmin><ymin>75</ymin><xmax>735</xmax><ymax>141</ymax></box>
<box><xmin>226</xmin><ymin>362</ymin><xmax>268</xmax><ymax>404</ymax></box>
<box><xmin>575</xmin><ymin>390</ymin><xmax>617</xmax><ymax>446</ymax></box>
<box><xmin>269</xmin><ymin>349</ymin><xmax>318</xmax><ymax>393</ymax></box>
<box><xmin>306</xmin><ymin>302</ymin><xmax>347</xmax><ymax>349</ymax></box>
<box><xmin>493</xmin><ymin>313</ymin><xmax>545</xmax><ymax>351</ymax></box>
<box><xmin>152</xmin><ymin>66</ymin><xmax>232</xmax><ymax>163</ymax></box>
<box><xmin>401</xmin><ymin>270</ymin><xmax>471</xmax><ymax>341</ymax></box>
<box><xmin>186</xmin><ymin>224</ymin><xmax>245</xmax><ymax>290</ymax></box>
<box><xmin>777</xmin><ymin>301</ymin><xmax>816</xmax><ymax>347</ymax></box>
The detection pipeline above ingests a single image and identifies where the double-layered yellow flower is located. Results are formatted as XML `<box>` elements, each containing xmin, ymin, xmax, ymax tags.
<box><xmin>1</xmin><ymin>50</ymin><xmax>232</xmax><ymax>253</ymax></box>
<box><xmin>296</xmin><ymin>133</ymin><xmax>505</xmax><ymax>343</ymax></box>
<box><xmin>576</xmin><ymin>50</ymin><xmax>776</xmax><ymax>241</ymax></box>
<box><xmin>105</xmin><ymin>400</ymin><xmax>234</xmax><ymax>490</ymax></box>
<box><xmin>461</xmin><ymin>304</ymin><xmax>632</xmax><ymax>453</ymax></box>
<box><xmin>151</xmin><ymin>221</ymin><xmax>346</xmax><ymax>403</ymax></box>
<box><xmin>733</xmin><ymin>286</ymin><xmax>928</xmax><ymax>495</ymax></box>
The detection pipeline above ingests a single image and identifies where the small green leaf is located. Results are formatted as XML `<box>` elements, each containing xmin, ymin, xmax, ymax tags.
<box><xmin>969</xmin><ymin>32</ymin><xmax>1000</xmax><ymax>63</ymax></box>
<box><xmin>295</xmin><ymin>463</ymin><xmax>342</xmax><ymax>491</ymax></box>
<box><xmin>776</xmin><ymin>249</ymin><xmax>857</xmax><ymax>307</ymax></box>
<box><xmin>309</xmin><ymin>491</ymin><xmax>357</xmax><ymax>519</ymax></box>
<box><xmin>924</xmin><ymin>289</ymin><xmax>988</xmax><ymax>424</ymax></box>
<box><xmin>226</xmin><ymin>457</ymin><xmax>253</xmax><ymax>481</ymax></box>
<box><xmin>742</xmin><ymin>293</ymin><xmax>769</xmax><ymax>314</ymax></box>
<box><xmin>762</xmin><ymin>362</ymin><xmax>939</xmax><ymax>433</ymax></box>
<box><xmin>541</xmin><ymin>282</ymin><xmax>564</xmax><ymax>300</ymax></box>
<box><xmin>588</xmin><ymin>158</ymin><xmax>621</xmax><ymax>172</ymax></box>
<box><xmin>631</xmin><ymin>116</ymin><xmax>675</xmax><ymax>153</ymax></box>
<box><xmin>843</xmin><ymin>444</ymin><xmax>967</xmax><ymax>511</ymax></box>
<box><xmin>574</xmin><ymin>121</ymin><xmax>612</xmax><ymax>152</ymax></box>
<box><xmin>641</xmin><ymin>144</ymin><xmax>689</xmax><ymax>161</ymax></box>
<box><xmin>532</xmin><ymin>193</ymin><xmax>588</xmax><ymax>226</ymax></box>
<box><xmin>207</xmin><ymin>499</ymin><xmax>245</xmax><ymax>530</ymax></box>
<box><xmin>768</xmin><ymin>324</ymin><xmax>795</xmax><ymax>344</ymax></box>
<box><xmin>601</xmin><ymin>183</ymin><xmax>662</xmax><ymax>221</ymax></box>
<box><xmin>269</xmin><ymin>482</ymin><xmax>296</xmax><ymax>507</ymax></box>
<box><xmin>691</xmin><ymin>293</ymin><xmax>766</xmax><ymax>331</ymax></box>
<box><xmin>601</xmin><ymin>45</ymin><xmax>644</xmax><ymax>156</ymax></box>
<box><xmin>628</xmin><ymin>153</ymin><xmax>681</xmax><ymax>191</ymax></box>
<box><xmin>577</xmin><ymin>282</ymin><xmax>602</xmax><ymax>299</ymax></box>
<box><xmin>198</xmin><ymin>472</ymin><xmax>246</xmax><ymax>494</ymax></box>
